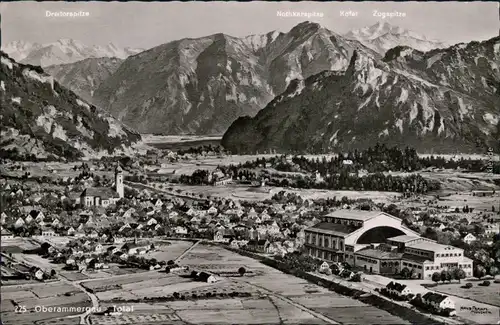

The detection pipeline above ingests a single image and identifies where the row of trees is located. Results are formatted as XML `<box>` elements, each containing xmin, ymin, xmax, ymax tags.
<box><xmin>177</xmin><ymin>144</ymin><xmax>224</xmax><ymax>156</ymax></box>
<box><xmin>239</xmin><ymin>143</ymin><xmax>499</xmax><ymax>174</ymax></box>
<box><xmin>420</xmin><ymin>155</ymin><xmax>499</xmax><ymax>173</ymax></box>
<box><xmin>178</xmin><ymin>167</ymin><xmax>439</xmax><ymax>194</ymax></box>
<box><xmin>269</xmin><ymin>172</ymin><xmax>439</xmax><ymax>193</ymax></box>
<box><xmin>430</xmin><ymin>268</ymin><xmax>467</xmax><ymax>284</ymax></box>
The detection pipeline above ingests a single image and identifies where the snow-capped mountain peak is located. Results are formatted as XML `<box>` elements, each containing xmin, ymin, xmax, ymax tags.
<box><xmin>2</xmin><ymin>39</ymin><xmax>145</xmax><ymax>67</ymax></box>
<box><xmin>1</xmin><ymin>40</ymin><xmax>43</xmax><ymax>62</ymax></box>
<box><xmin>345</xmin><ymin>22</ymin><xmax>449</xmax><ymax>55</ymax></box>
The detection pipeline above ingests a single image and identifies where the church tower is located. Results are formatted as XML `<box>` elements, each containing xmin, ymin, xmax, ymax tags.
<box><xmin>115</xmin><ymin>164</ymin><xmax>124</xmax><ymax>198</ymax></box>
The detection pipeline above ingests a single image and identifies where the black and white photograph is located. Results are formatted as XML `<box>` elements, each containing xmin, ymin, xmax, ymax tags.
<box><xmin>1</xmin><ymin>1</ymin><xmax>499</xmax><ymax>325</ymax></box>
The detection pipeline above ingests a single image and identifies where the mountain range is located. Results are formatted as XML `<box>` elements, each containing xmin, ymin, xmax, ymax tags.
<box><xmin>222</xmin><ymin>34</ymin><xmax>500</xmax><ymax>153</ymax></box>
<box><xmin>0</xmin><ymin>52</ymin><xmax>140</xmax><ymax>160</ymax></box>
<box><xmin>4</xmin><ymin>21</ymin><xmax>498</xmax><ymax>154</ymax></box>
<box><xmin>2</xmin><ymin>39</ymin><xmax>143</xmax><ymax>67</ymax></box>
<box><xmin>5</xmin><ymin>22</ymin><xmax>452</xmax><ymax>137</ymax></box>
<box><xmin>92</xmin><ymin>22</ymin><xmax>384</xmax><ymax>135</ymax></box>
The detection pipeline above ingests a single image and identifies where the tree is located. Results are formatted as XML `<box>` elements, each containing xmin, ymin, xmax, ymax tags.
<box><xmin>40</xmin><ymin>242</ymin><xmax>51</xmax><ymax>254</ymax></box>
<box><xmin>238</xmin><ymin>267</ymin><xmax>246</xmax><ymax>277</ymax></box>
<box><xmin>440</xmin><ymin>270</ymin><xmax>447</xmax><ymax>283</ymax></box>
<box><xmin>351</xmin><ymin>273</ymin><xmax>362</xmax><ymax>282</ymax></box>
<box><xmin>401</xmin><ymin>267</ymin><xmax>410</xmax><ymax>279</ymax></box>
<box><xmin>165</xmin><ymin>267</ymin><xmax>171</xmax><ymax>274</ymax></box>
<box><xmin>50</xmin><ymin>269</ymin><xmax>57</xmax><ymax>277</ymax></box>
<box><xmin>488</xmin><ymin>266</ymin><xmax>499</xmax><ymax>277</ymax></box>
<box><xmin>445</xmin><ymin>270</ymin><xmax>453</xmax><ymax>283</ymax></box>
<box><xmin>473</xmin><ymin>265</ymin><xmax>487</xmax><ymax>279</ymax></box>
<box><xmin>432</xmin><ymin>272</ymin><xmax>441</xmax><ymax>283</ymax></box>
<box><xmin>167</xmin><ymin>260</ymin><xmax>175</xmax><ymax>266</ymax></box>
<box><xmin>190</xmin><ymin>270</ymin><xmax>198</xmax><ymax>278</ymax></box>
<box><xmin>453</xmin><ymin>268</ymin><xmax>466</xmax><ymax>283</ymax></box>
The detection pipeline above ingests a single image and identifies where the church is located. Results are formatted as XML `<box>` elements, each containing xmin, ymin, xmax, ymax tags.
<box><xmin>80</xmin><ymin>165</ymin><xmax>124</xmax><ymax>207</ymax></box>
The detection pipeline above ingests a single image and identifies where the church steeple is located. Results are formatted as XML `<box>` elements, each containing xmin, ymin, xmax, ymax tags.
<box><xmin>115</xmin><ymin>164</ymin><xmax>124</xmax><ymax>198</ymax></box>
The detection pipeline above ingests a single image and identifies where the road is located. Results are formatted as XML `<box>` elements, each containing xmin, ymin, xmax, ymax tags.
<box><xmin>3</xmin><ymin>238</ymin><xmax>201</xmax><ymax>324</ymax></box>
<box><xmin>59</xmin><ymin>276</ymin><xmax>99</xmax><ymax>325</ymax></box>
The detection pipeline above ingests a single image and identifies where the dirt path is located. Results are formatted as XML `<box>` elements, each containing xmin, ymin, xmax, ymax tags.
<box><xmin>175</xmin><ymin>240</ymin><xmax>200</xmax><ymax>263</ymax></box>
<box><xmin>232</xmin><ymin>279</ymin><xmax>339</xmax><ymax>324</ymax></box>
<box><xmin>58</xmin><ymin>276</ymin><xmax>99</xmax><ymax>325</ymax></box>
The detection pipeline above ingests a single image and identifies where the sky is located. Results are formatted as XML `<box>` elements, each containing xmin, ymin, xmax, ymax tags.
<box><xmin>1</xmin><ymin>1</ymin><xmax>498</xmax><ymax>49</ymax></box>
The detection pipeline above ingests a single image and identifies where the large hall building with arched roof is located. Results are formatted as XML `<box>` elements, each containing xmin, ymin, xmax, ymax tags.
<box><xmin>304</xmin><ymin>209</ymin><xmax>472</xmax><ymax>279</ymax></box>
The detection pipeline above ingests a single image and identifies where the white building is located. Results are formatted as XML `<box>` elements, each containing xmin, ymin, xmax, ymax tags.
<box><xmin>462</xmin><ymin>233</ymin><xmax>477</xmax><ymax>245</ymax></box>
<box><xmin>305</xmin><ymin>210</ymin><xmax>420</xmax><ymax>263</ymax></box>
<box><xmin>484</xmin><ymin>223</ymin><xmax>499</xmax><ymax>236</ymax></box>
<box><xmin>80</xmin><ymin>165</ymin><xmax>123</xmax><ymax>207</ymax></box>
<box><xmin>422</xmin><ymin>292</ymin><xmax>455</xmax><ymax>310</ymax></box>
<box><xmin>400</xmin><ymin>239</ymin><xmax>473</xmax><ymax>279</ymax></box>
<box><xmin>305</xmin><ymin>210</ymin><xmax>473</xmax><ymax>279</ymax></box>
<box><xmin>386</xmin><ymin>281</ymin><xmax>412</xmax><ymax>297</ymax></box>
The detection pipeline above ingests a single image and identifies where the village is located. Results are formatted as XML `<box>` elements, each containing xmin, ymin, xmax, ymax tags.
<box><xmin>1</xmin><ymin>144</ymin><xmax>499</xmax><ymax>325</ymax></box>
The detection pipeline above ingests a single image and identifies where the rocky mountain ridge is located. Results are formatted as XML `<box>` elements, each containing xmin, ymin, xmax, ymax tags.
<box><xmin>0</xmin><ymin>52</ymin><xmax>141</xmax><ymax>160</ymax></box>
<box><xmin>93</xmin><ymin>22</ymin><xmax>381</xmax><ymax>135</ymax></box>
<box><xmin>221</xmin><ymin>36</ymin><xmax>500</xmax><ymax>154</ymax></box>
<box><xmin>44</xmin><ymin>57</ymin><xmax>124</xmax><ymax>103</ymax></box>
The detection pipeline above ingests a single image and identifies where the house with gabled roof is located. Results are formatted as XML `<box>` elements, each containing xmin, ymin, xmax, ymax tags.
<box><xmin>88</xmin><ymin>229</ymin><xmax>99</xmax><ymax>238</ymax></box>
<box><xmin>29</xmin><ymin>210</ymin><xmax>45</xmax><ymax>222</ymax></box>
<box><xmin>207</xmin><ymin>206</ymin><xmax>218</xmax><ymax>215</ymax></box>
<box><xmin>51</xmin><ymin>218</ymin><xmax>60</xmax><ymax>228</ymax></box>
<box><xmin>0</xmin><ymin>212</ymin><xmax>8</xmax><ymax>225</ymax></box>
<box><xmin>41</xmin><ymin>226</ymin><xmax>56</xmax><ymax>237</ymax></box>
<box><xmin>175</xmin><ymin>226</ymin><xmax>188</xmax><ymax>235</ymax></box>
<box><xmin>1</xmin><ymin>227</ymin><xmax>14</xmax><ymax>239</ymax></box>
<box><xmin>462</xmin><ymin>233</ymin><xmax>476</xmax><ymax>245</ymax></box>
<box><xmin>246</xmin><ymin>239</ymin><xmax>269</xmax><ymax>253</ymax></box>
<box><xmin>197</xmin><ymin>271</ymin><xmax>218</xmax><ymax>283</ymax></box>
<box><xmin>386</xmin><ymin>281</ymin><xmax>412</xmax><ymax>297</ymax></box>
<box><xmin>422</xmin><ymin>292</ymin><xmax>455</xmax><ymax>310</ymax></box>
<box><xmin>118</xmin><ymin>223</ymin><xmax>131</xmax><ymax>233</ymax></box>
<box><xmin>14</xmin><ymin>217</ymin><xmax>25</xmax><ymax>228</ymax></box>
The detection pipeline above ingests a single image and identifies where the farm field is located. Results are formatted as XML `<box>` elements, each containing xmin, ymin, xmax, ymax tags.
<box><xmin>1</xmin><ymin>281</ymin><xmax>90</xmax><ymax>325</ymax></box>
<box><xmin>153</xmin><ymin>182</ymin><xmax>401</xmax><ymax>204</ymax></box>
<box><xmin>14</xmin><ymin>253</ymin><xmax>65</xmax><ymax>273</ymax></box>
<box><xmin>365</xmin><ymin>274</ymin><xmax>500</xmax><ymax>324</ymax></box>
<box><xmin>155</xmin><ymin>154</ymin><xmax>279</xmax><ymax>175</ymax></box>
<box><xmin>142</xmin><ymin>135</ymin><xmax>222</xmax><ymax>144</ymax></box>
<box><xmin>435</xmin><ymin>192</ymin><xmax>500</xmax><ymax>211</ymax></box>
<box><xmin>431</xmin><ymin>282</ymin><xmax>500</xmax><ymax>307</ymax></box>
<box><xmin>1</xmin><ymin>161</ymin><xmax>99</xmax><ymax>179</ymax></box>
<box><xmin>67</xmin><ymin>244</ymin><xmax>414</xmax><ymax>324</ymax></box>
<box><xmin>388</xmin><ymin>170</ymin><xmax>500</xmax><ymax>192</ymax></box>
<box><xmin>1</xmin><ymin>237</ymin><xmax>40</xmax><ymax>252</ymax></box>
<box><xmin>175</xmin><ymin>244</ymin><xmax>411</xmax><ymax>324</ymax></box>
<box><xmin>143</xmin><ymin>240</ymin><xmax>193</xmax><ymax>262</ymax></box>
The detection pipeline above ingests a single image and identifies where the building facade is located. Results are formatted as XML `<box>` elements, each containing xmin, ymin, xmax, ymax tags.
<box><xmin>305</xmin><ymin>210</ymin><xmax>473</xmax><ymax>279</ymax></box>
<box><xmin>304</xmin><ymin>210</ymin><xmax>420</xmax><ymax>263</ymax></box>
<box><xmin>80</xmin><ymin>165</ymin><xmax>124</xmax><ymax>207</ymax></box>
